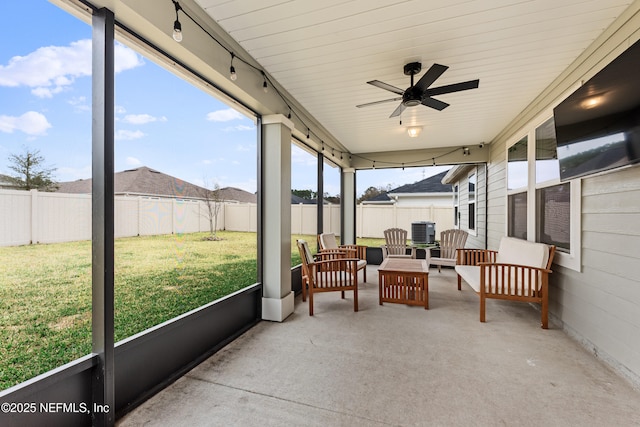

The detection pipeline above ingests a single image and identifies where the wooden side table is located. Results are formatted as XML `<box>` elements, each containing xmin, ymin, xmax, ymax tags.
<box><xmin>378</xmin><ymin>258</ymin><xmax>429</xmax><ymax>309</ymax></box>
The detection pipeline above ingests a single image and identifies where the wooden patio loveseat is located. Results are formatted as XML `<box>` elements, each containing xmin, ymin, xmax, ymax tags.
<box><xmin>455</xmin><ymin>237</ymin><xmax>556</xmax><ymax>329</ymax></box>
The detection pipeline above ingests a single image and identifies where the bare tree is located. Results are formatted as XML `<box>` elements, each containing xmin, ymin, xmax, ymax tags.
<box><xmin>6</xmin><ymin>147</ymin><xmax>58</xmax><ymax>191</ymax></box>
<box><xmin>200</xmin><ymin>179</ymin><xmax>223</xmax><ymax>240</ymax></box>
<box><xmin>357</xmin><ymin>185</ymin><xmax>391</xmax><ymax>204</ymax></box>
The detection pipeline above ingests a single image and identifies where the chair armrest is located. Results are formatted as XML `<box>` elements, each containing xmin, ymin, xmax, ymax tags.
<box><xmin>316</xmin><ymin>249</ymin><xmax>350</xmax><ymax>260</ymax></box>
<box><xmin>409</xmin><ymin>246</ymin><xmax>416</xmax><ymax>259</ymax></box>
<box><xmin>456</xmin><ymin>249</ymin><xmax>497</xmax><ymax>266</ymax></box>
<box><xmin>478</xmin><ymin>262</ymin><xmax>552</xmax><ymax>273</ymax></box>
<box><xmin>340</xmin><ymin>244</ymin><xmax>367</xmax><ymax>260</ymax></box>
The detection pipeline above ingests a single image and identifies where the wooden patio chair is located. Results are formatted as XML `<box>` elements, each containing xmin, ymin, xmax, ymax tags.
<box><xmin>297</xmin><ymin>239</ymin><xmax>359</xmax><ymax>316</ymax></box>
<box><xmin>430</xmin><ymin>229</ymin><xmax>469</xmax><ymax>272</ymax></box>
<box><xmin>318</xmin><ymin>233</ymin><xmax>367</xmax><ymax>282</ymax></box>
<box><xmin>381</xmin><ymin>228</ymin><xmax>416</xmax><ymax>259</ymax></box>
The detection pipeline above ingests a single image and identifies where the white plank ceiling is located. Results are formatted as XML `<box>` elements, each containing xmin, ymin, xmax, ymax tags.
<box><xmin>194</xmin><ymin>0</ymin><xmax>632</xmax><ymax>155</ymax></box>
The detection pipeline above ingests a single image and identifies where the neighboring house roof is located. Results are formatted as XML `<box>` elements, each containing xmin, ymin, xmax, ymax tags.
<box><xmin>291</xmin><ymin>194</ymin><xmax>314</xmax><ymax>204</ymax></box>
<box><xmin>362</xmin><ymin>192</ymin><xmax>392</xmax><ymax>204</ymax></box>
<box><xmin>0</xmin><ymin>174</ymin><xmax>18</xmax><ymax>190</ymax></box>
<box><xmin>218</xmin><ymin>187</ymin><xmax>256</xmax><ymax>204</ymax></box>
<box><xmin>361</xmin><ymin>170</ymin><xmax>452</xmax><ymax>204</ymax></box>
<box><xmin>56</xmin><ymin>166</ymin><xmax>256</xmax><ymax>203</ymax></box>
<box><xmin>388</xmin><ymin>170</ymin><xmax>452</xmax><ymax>195</ymax></box>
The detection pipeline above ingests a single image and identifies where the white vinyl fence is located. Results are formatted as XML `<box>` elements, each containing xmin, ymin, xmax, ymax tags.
<box><xmin>0</xmin><ymin>189</ymin><xmax>453</xmax><ymax>246</ymax></box>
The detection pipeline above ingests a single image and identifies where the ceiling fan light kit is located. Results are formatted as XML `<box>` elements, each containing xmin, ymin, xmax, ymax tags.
<box><xmin>407</xmin><ymin>126</ymin><xmax>422</xmax><ymax>138</ymax></box>
<box><xmin>356</xmin><ymin>62</ymin><xmax>479</xmax><ymax>118</ymax></box>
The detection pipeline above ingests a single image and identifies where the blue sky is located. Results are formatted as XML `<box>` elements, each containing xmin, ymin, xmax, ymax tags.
<box><xmin>0</xmin><ymin>0</ymin><xmax>448</xmax><ymax>197</ymax></box>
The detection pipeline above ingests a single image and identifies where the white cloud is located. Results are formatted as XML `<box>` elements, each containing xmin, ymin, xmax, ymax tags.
<box><xmin>226</xmin><ymin>178</ymin><xmax>257</xmax><ymax>194</ymax></box>
<box><xmin>291</xmin><ymin>144</ymin><xmax>317</xmax><ymax>166</ymax></box>
<box><xmin>115</xmin><ymin>129</ymin><xmax>145</xmax><ymax>140</ymax></box>
<box><xmin>0</xmin><ymin>111</ymin><xmax>51</xmax><ymax>136</ymax></box>
<box><xmin>206</xmin><ymin>108</ymin><xmax>244</xmax><ymax>122</ymax></box>
<box><xmin>222</xmin><ymin>124</ymin><xmax>255</xmax><ymax>132</ymax></box>
<box><xmin>125</xmin><ymin>157</ymin><xmax>141</xmax><ymax>166</ymax></box>
<box><xmin>68</xmin><ymin>96</ymin><xmax>90</xmax><ymax>112</ymax></box>
<box><xmin>56</xmin><ymin>165</ymin><xmax>91</xmax><ymax>181</ymax></box>
<box><xmin>122</xmin><ymin>114</ymin><xmax>167</xmax><ymax>125</ymax></box>
<box><xmin>115</xmin><ymin>105</ymin><xmax>127</xmax><ymax>115</ymax></box>
<box><xmin>114</xmin><ymin>43</ymin><xmax>144</xmax><ymax>72</ymax></box>
<box><xmin>0</xmin><ymin>39</ymin><xmax>144</xmax><ymax>98</ymax></box>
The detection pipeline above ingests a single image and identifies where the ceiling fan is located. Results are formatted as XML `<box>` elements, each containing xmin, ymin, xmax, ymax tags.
<box><xmin>356</xmin><ymin>62</ymin><xmax>479</xmax><ymax>118</ymax></box>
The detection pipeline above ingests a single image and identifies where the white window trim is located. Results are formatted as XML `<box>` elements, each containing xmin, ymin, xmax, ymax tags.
<box><xmin>453</xmin><ymin>184</ymin><xmax>459</xmax><ymax>228</ymax></box>
<box><xmin>467</xmin><ymin>168</ymin><xmax>478</xmax><ymax>237</ymax></box>
<box><xmin>505</xmin><ymin>114</ymin><xmax>582</xmax><ymax>272</ymax></box>
<box><xmin>552</xmin><ymin>179</ymin><xmax>581</xmax><ymax>271</ymax></box>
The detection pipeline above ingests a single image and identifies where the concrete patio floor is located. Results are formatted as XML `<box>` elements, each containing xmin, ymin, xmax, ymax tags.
<box><xmin>118</xmin><ymin>267</ymin><xmax>640</xmax><ymax>426</ymax></box>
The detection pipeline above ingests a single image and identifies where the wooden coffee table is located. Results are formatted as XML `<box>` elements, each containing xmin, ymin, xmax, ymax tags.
<box><xmin>378</xmin><ymin>258</ymin><xmax>430</xmax><ymax>309</ymax></box>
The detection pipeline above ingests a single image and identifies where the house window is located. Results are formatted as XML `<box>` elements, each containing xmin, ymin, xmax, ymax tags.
<box><xmin>508</xmin><ymin>136</ymin><xmax>528</xmax><ymax>191</ymax></box>
<box><xmin>507</xmin><ymin>136</ymin><xmax>528</xmax><ymax>238</ymax></box>
<box><xmin>508</xmin><ymin>192</ymin><xmax>527</xmax><ymax>239</ymax></box>
<box><xmin>468</xmin><ymin>172</ymin><xmax>476</xmax><ymax>231</ymax></box>
<box><xmin>505</xmin><ymin>115</ymin><xmax>581</xmax><ymax>271</ymax></box>
<box><xmin>453</xmin><ymin>184</ymin><xmax>459</xmax><ymax>227</ymax></box>
<box><xmin>536</xmin><ymin>183</ymin><xmax>570</xmax><ymax>251</ymax></box>
<box><xmin>535</xmin><ymin>117</ymin><xmax>560</xmax><ymax>184</ymax></box>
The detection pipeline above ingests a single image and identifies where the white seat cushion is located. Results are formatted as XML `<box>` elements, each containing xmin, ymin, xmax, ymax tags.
<box><xmin>455</xmin><ymin>265</ymin><xmax>481</xmax><ymax>292</ymax></box>
<box><xmin>496</xmin><ymin>237</ymin><xmax>549</xmax><ymax>269</ymax></box>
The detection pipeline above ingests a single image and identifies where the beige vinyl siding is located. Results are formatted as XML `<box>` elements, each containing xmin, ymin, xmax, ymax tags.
<box><xmin>486</xmin><ymin>144</ymin><xmax>507</xmax><ymax>250</ymax></box>
<box><xmin>552</xmin><ymin>165</ymin><xmax>640</xmax><ymax>381</ymax></box>
<box><xmin>458</xmin><ymin>165</ymin><xmax>487</xmax><ymax>250</ymax></box>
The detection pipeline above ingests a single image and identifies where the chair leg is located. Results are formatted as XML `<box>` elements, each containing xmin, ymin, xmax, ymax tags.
<box><xmin>541</xmin><ymin>297</ymin><xmax>549</xmax><ymax>329</ymax></box>
<box><xmin>480</xmin><ymin>295</ymin><xmax>486</xmax><ymax>323</ymax></box>
<box><xmin>457</xmin><ymin>274</ymin><xmax>462</xmax><ymax>291</ymax></box>
<box><xmin>309</xmin><ymin>291</ymin><xmax>314</xmax><ymax>316</ymax></box>
<box><xmin>301</xmin><ymin>279</ymin><xmax>307</xmax><ymax>302</ymax></box>
<box><xmin>364</xmin><ymin>266</ymin><xmax>367</xmax><ymax>282</ymax></box>
<box><xmin>438</xmin><ymin>265</ymin><xmax>442</xmax><ymax>273</ymax></box>
<box><xmin>354</xmin><ymin>287</ymin><xmax>358</xmax><ymax>312</ymax></box>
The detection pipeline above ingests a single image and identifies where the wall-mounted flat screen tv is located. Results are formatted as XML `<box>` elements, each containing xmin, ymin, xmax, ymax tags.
<box><xmin>553</xmin><ymin>38</ymin><xmax>640</xmax><ymax>181</ymax></box>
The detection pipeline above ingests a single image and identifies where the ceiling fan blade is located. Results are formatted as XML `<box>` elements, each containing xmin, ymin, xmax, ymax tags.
<box><xmin>367</xmin><ymin>80</ymin><xmax>405</xmax><ymax>95</ymax></box>
<box><xmin>389</xmin><ymin>103</ymin><xmax>406</xmax><ymax>118</ymax></box>
<box><xmin>425</xmin><ymin>79</ymin><xmax>479</xmax><ymax>96</ymax></box>
<box><xmin>422</xmin><ymin>97</ymin><xmax>449</xmax><ymax>111</ymax></box>
<box><xmin>414</xmin><ymin>63</ymin><xmax>448</xmax><ymax>92</ymax></box>
<box><xmin>356</xmin><ymin>97</ymin><xmax>403</xmax><ymax>108</ymax></box>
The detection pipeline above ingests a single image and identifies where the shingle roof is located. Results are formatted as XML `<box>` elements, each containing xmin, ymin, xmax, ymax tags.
<box><xmin>218</xmin><ymin>187</ymin><xmax>256</xmax><ymax>204</ymax></box>
<box><xmin>0</xmin><ymin>173</ymin><xmax>17</xmax><ymax>189</ymax></box>
<box><xmin>388</xmin><ymin>170</ymin><xmax>452</xmax><ymax>194</ymax></box>
<box><xmin>366</xmin><ymin>192</ymin><xmax>392</xmax><ymax>202</ymax></box>
<box><xmin>291</xmin><ymin>194</ymin><xmax>314</xmax><ymax>204</ymax></box>
<box><xmin>56</xmin><ymin>166</ymin><xmax>256</xmax><ymax>203</ymax></box>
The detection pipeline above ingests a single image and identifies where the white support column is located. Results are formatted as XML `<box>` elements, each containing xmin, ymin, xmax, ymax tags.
<box><xmin>342</xmin><ymin>168</ymin><xmax>356</xmax><ymax>245</ymax></box>
<box><xmin>261</xmin><ymin>114</ymin><xmax>295</xmax><ymax>322</ymax></box>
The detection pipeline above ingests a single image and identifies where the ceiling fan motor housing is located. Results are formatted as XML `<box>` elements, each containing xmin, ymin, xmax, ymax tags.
<box><xmin>403</xmin><ymin>86</ymin><xmax>423</xmax><ymax>107</ymax></box>
<box><xmin>403</xmin><ymin>62</ymin><xmax>423</xmax><ymax>106</ymax></box>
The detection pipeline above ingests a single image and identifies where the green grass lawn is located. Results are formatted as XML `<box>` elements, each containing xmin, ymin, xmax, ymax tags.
<box><xmin>0</xmin><ymin>231</ymin><xmax>320</xmax><ymax>390</ymax></box>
